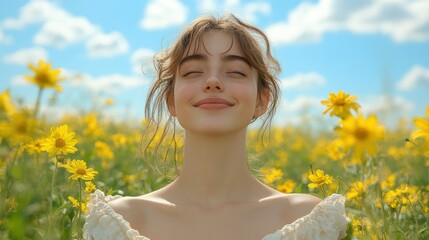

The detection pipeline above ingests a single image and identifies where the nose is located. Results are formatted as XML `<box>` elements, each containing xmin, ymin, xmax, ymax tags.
<box><xmin>203</xmin><ymin>75</ymin><xmax>224</xmax><ymax>92</ymax></box>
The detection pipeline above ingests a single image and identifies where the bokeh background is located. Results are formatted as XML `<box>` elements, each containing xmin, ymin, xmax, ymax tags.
<box><xmin>1</xmin><ymin>1</ymin><xmax>429</xmax><ymax>239</ymax></box>
<box><xmin>1</xmin><ymin>0</ymin><xmax>428</xmax><ymax>127</ymax></box>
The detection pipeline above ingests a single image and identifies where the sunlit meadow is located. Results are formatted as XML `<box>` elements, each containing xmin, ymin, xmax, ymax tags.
<box><xmin>0</xmin><ymin>61</ymin><xmax>428</xmax><ymax>239</ymax></box>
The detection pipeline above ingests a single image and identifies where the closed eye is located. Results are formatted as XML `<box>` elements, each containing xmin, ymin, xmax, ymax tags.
<box><xmin>183</xmin><ymin>71</ymin><xmax>203</xmax><ymax>77</ymax></box>
<box><xmin>227</xmin><ymin>71</ymin><xmax>247</xmax><ymax>77</ymax></box>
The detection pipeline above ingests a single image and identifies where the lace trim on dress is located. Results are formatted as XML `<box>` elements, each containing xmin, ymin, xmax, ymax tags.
<box><xmin>262</xmin><ymin>194</ymin><xmax>349</xmax><ymax>240</ymax></box>
<box><xmin>83</xmin><ymin>190</ymin><xmax>149</xmax><ymax>240</ymax></box>
<box><xmin>83</xmin><ymin>190</ymin><xmax>348</xmax><ymax>240</ymax></box>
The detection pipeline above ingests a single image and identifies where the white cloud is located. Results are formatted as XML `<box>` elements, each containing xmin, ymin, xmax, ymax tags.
<box><xmin>86</xmin><ymin>32</ymin><xmax>129</xmax><ymax>58</ymax></box>
<box><xmin>360</xmin><ymin>95</ymin><xmax>414</xmax><ymax>120</ymax></box>
<box><xmin>197</xmin><ymin>0</ymin><xmax>271</xmax><ymax>23</ymax></box>
<box><xmin>70</xmin><ymin>73</ymin><xmax>147</xmax><ymax>94</ymax></box>
<box><xmin>282</xmin><ymin>95</ymin><xmax>322</xmax><ymax>112</ymax></box>
<box><xmin>10</xmin><ymin>75</ymin><xmax>27</xmax><ymax>86</ymax></box>
<box><xmin>140</xmin><ymin>0</ymin><xmax>188</xmax><ymax>29</ymax></box>
<box><xmin>10</xmin><ymin>68</ymin><xmax>147</xmax><ymax>95</ymax></box>
<box><xmin>239</xmin><ymin>2</ymin><xmax>271</xmax><ymax>23</ymax></box>
<box><xmin>272</xmin><ymin>95</ymin><xmax>326</xmax><ymax>126</ymax></box>
<box><xmin>3</xmin><ymin>47</ymin><xmax>48</xmax><ymax>65</ymax></box>
<box><xmin>198</xmin><ymin>0</ymin><xmax>217</xmax><ymax>13</ymax></box>
<box><xmin>397</xmin><ymin>65</ymin><xmax>429</xmax><ymax>90</ymax></box>
<box><xmin>2</xmin><ymin>0</ymin><xmax>134</xmax><ymax>59</ymax></box>
<box><xmin>266</xmin><ymin>0</ymin><xmax>429</xmax><ymax>45</ymax></box>
<box><xmin>281</xmin><ymin>72</ymin><xmax>326</xmax><ymax>90</ymax></box>
<box><xmin>1</xmin><ymin>0</ymin><xmax>70</xmax><ymax>29</ymax></box>
<box><xmin>34</xmin><ymin>16</ymin><xmax>99</xmax><ymax>48</ymax></box>
<box><xmin>2</xmin><ymin>0</ymin><xmax>99</xmax><ymax>48</ymax></box>
<box><xmin>131</xmin><ymin>48</ymin><xmax>155</xmax><ymax>75</ymax></box>
<box><xmin>0</xmin><ymin>28</ymin><xmax>12</xmax><ymax>44</ymax></box>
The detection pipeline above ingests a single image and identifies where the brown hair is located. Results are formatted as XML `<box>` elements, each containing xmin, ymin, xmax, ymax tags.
<box><xmin>143</xmin><ymin>14</ymin><xmax>281</xmax><ymax>170</ymax></box>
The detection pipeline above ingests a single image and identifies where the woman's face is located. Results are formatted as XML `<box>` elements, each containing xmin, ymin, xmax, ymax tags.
<box><xmin>169</xmin><ymin>30</ymin><xmax>267</xmax><ymax>136</ymax></box>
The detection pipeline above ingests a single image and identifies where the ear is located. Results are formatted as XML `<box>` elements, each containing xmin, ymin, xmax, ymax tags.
<box><xmin>254</xmin><ymin>88</ymin><xmax>270</xmax><ymax>118</ymax></box>
<box><xmin>166</xmin><ymin>91</ymin><xmax>176</xmax><ymax>117</ymax></box>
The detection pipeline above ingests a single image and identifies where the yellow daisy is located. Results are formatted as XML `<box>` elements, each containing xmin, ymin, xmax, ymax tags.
<box><xmin>321</xmin><ymin>91</ymin><xmax>360</xmax><ymax>119</ymax></box>
<box><xmin>411</xmin><ymin>105</ymin><xmax>429</xmax><ymax>142</ymax></box>
<box><xmin>62</xmin><ymin>159</ymin><xmax>98</xmax><ymax>181</ymax></box>
<box><xmin>26</xmin><ymin>137</ymin><xmax>46</xmax><ymax>154</ymax></box>
<box><xmin>336</xmin><ymin>114</ymin><xmax>384</xmax><ymax>159</ymax></box>
<box><xmin>277</xmin><ymin>179</ymin><xmax>297</xmax><ymax>193</ymax></box>
<box><xmin>261</xmin><ymin>167</ymin><xmax>284</xmax><ymax>186</ymax></box>
<box><xmin>41</xmin><ymin>124</ymin><xmax>78</xmax><ymax>157</ymax></box>
<box><xmin>95</xmin><ymin>141</ymin><xmax>114</xmax><ymax>160</ymax></box>
<box><xmin>68</xmin><ymin>196</ymin><xmax>88</xmax><ymax>213</ymax></box>
<box><xmin>84</xmin><ymin>181</ymin><xmax>97</xmax><ymax>194</ymax></box>
<box><xmin>308</xmin><ymin>169</ymin><xmax>333</xmax><ymax>189</ymax></box>
<box><xmin>0</xmin><ymin>110</ymin><xmax>38</xmax><ymax>145</ymax></box>
<box><xmin>0</xmin><ymin>89</ymin><xmax>15</xmax><ymax>115</ymax></box>
<box><xmin>346</xmin><ymin>181</ymin><xmax>365</xmax><ymax>201</ymax></box>
<box><xmin>24</xmin><ymin>60</ymin><xmax>65</xmax><ymax>92</ymax></box>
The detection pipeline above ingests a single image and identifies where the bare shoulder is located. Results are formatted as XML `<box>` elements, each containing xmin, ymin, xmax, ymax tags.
<box><xmin>108</xmin><ymin>190</ymin><xmax>172</xmax><ymax>226</ymax></box>
<box><xmin>285</xmin><ymin>193</ymin><xmax>322</xmax><ymax>214</ymax></box>
<box><xmin>263</xmin><ymin>191</ymin><xmax>322</xmax><ymax>222</ymax></box>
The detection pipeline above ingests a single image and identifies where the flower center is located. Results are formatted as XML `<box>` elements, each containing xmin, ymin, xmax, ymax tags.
<box><xmin>315</xmin><ymin>177</ymin><xmax>325</xmax><ymax>184</ymax></box>
<box><xmin>354</xmin><ymin>127</ymin><xmax>369</xmax><ymax>140</ymax></box>
<box><xmin>334</xmin><ymin>99</ymin><xmax>345</xmax><ymax>106</ymax></box>
<box><xmin>16</xmin><ymin>122</ymin><xmax>29</xmax><ymax>134</ymax></box>
<box><xmin>77</xmin><ymin>168</ymin><xmax>87</xmax><ymax>175</ymax></box>
<box><xmin>36</xmin><ymin>72</ymin><xmax>50</xmax><ymax>85</ymax></box>
<box><xmin>55</xmin><ymin>138</ymin><xmax>66</xmax><ymax>148</ymax></box>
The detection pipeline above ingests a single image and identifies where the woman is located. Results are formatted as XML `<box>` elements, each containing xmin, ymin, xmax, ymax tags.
<box><xmin>84</xmin><ymin>14</ymin><xmax>348</xmax><ymax>240</ymax></box>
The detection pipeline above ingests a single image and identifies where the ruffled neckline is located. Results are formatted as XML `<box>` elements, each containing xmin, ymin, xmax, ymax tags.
<box><xmin>84</xmin><ymin>190</ymin><xmax>347</xmax><ymax>240</ymax></box>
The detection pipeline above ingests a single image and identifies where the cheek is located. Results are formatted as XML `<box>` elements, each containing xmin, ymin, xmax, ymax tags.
<box><xmin>173</xmin><ymin>82</ymin><xmax>195</xmax><ymax>107</ymax></box>
<box><xmin>231</xmin><ymin>81</ymin><xmax>258</xmax><ymax>103</ymax></box>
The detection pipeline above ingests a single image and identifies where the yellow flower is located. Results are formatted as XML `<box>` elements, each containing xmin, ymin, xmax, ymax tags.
<box><xmin>41</xmin><ymin>124</ymin><xmax>78</xmax><ymax>157</ymax></box>
<box><xmin>68</xmin><ymin>196</ymin><xmax>88</xmax><ymax>213</ymax></box>
<box><xmin>84</xmin><ymin>181</ymin><xmax>96</xmax><ymax>194</ymax></box>
<box><xmin>321</xmin><ymin>91</ymin><xmax>360</xmax><ymax>119</ymax></box>
<box><xmin>62</xmin><ymin>159</ymin><xmax>98</xmax><ymax>181</ymax></box>
<box><xmin>346</xmin><ymin>181</ymin><xmax>365</xmax><ymax>201</ymax></box>
<box><xmin>82</xmin><ymin>113</ymin><xmax>103</xmax><ymax>137</ymax></box>
<box><xmin>351</xmin><ymin>217</ymin><xmax>371</xmax><ymax>236</ymax></box>
<box><xmin>381</xmin><ymin>174</ymin><xmax>396</xmax><ymax>191</ymax></box>
<box><xmin>0</xmin><ymin>110</ymin><xmax>38</xmax><ymax>145</ymax></box>
<box><xmin>112</xmin><ymin>133</ymin><xmax>128</xmax><ymax>147</ymax></box>
<box><xmin>0</xmin><ymin>89</ymin><xmax>15</xmax><ymax>115</ymax></box>
<box><xmin>277</xmin><ymin>179</ymin><xmax>297</xmax><ymax>193</ymax></box>
<box><xmin>26</xmin><ymin>138</ymin><xmax>45</xmax><ymax>154</ymax></box>
<box><xmin>95</xmin><ymin>141</ymin><xmax>114</xmax><ymax>160</ymax></box>
<box><xmin>105</xmin><ymin>98</ymin><xmax>115</xmax><ymax>106</ymax></box>
<box><xmin>326</xmin><ymin>140</ymin><xmax>345</xmax><ymax>161</ymax></box>
<box><xmin>336</xmin><ymin>114</ymin><xmax>385</xmax><ymax>159</ymax></box>
<box><xmin>308</xmin><ymin>169</ymin><xmax>333</xmax><ymax>189</ymax></box>
<box><xmin>411</xmin><ymin>105</ymin><xmax>429</xmax><ymax>142</ymax></box>
<box><xmin>261</xmin><ymin>167</ymin><xmax>284</xmax><ymax>186</ymax></box>
<box><xmin>24</xmin><ymin>60</ymin><xmax>65</xmax><ymax>91</ymax></box>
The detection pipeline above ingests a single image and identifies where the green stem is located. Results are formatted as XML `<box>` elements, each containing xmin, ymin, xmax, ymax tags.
<box><xmin>47</xmin><ymin>158</ymin><xmax>59</xmax><ymax>239</ymax></box>
<box><xmin>78</xmin><ymin>179</ymin><xmax>82</xmax><ymax>240</ymax></box>
<box><xmin>319</xmin><ymin>185</ymin><xmax>328</xmax><ymax>198</ymax></box>
<box><xmin>34</xmin><ymin>87</ymin><xmax>43</xmax><ymax>119</ymax></box>
<box><xmin>0</xmin><ymin>145</ymin><xmax>22</xmax><ymax>232</ymax></box>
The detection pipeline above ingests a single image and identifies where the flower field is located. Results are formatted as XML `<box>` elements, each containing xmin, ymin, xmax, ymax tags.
<box><xmin>0</xmin><ymin>61</ymin><xmax>428</xmax><ymax>239</ymax></box>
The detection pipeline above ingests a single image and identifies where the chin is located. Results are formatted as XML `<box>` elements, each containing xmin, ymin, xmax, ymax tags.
<box><xmin>181</xmin><ymin>122</ymin><xmax>249</xmax><ymax>136</ymax></box>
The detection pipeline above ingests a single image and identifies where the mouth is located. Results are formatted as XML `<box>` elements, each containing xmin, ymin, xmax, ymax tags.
<box><xmin>193</xmin><ymin>98</ymin><xmax>235</xmax><ymax>109</ymax></box>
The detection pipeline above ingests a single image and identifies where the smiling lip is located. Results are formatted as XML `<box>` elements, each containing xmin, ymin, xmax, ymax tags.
<box><xmin>193</xmin><ymin>98</ymin><xmax>234</xmax><ymax>110</ymax></box>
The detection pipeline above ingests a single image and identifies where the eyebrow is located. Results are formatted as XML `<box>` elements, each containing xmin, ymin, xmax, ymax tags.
<box><xmin>179</xmin><ymin>54</ymin><xmax>251</xmax><ymax>67</ymax></box>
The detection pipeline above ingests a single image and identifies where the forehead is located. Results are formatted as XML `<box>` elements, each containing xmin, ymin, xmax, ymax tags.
<box><xmin>185</xmin><ymin>30</ymin><xmax>244</xmax><ymax>57</ymax></box>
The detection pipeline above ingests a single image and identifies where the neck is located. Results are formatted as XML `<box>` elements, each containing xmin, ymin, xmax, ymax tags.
<box><xmin>170</xmin><ymin>129</ymin><xmax>262</xmax><ymax>207</ymax></box>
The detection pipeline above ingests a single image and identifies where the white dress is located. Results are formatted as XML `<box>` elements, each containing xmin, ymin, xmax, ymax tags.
<box><xmin>83</xmin><ymin>190</ymin><xmax>349</xmax><ymax>240</ymax></box>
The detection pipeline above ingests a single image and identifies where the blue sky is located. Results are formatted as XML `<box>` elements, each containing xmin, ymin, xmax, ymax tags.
<box><xmin>1</xmin><ymin>0</ymin><xmax>428</xmax><ymax>127</ymax></box>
